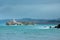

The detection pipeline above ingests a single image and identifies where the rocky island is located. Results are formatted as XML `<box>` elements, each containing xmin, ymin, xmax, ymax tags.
<box><xmin>6</xmin><ymin>19</ymin><xmax>35</xmax><ymax>25</ymax></box>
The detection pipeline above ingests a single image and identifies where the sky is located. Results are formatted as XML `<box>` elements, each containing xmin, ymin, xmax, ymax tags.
<box><xmin>0</xmin><ymin>0</ymin><xmax>60</xmax><ymax>19</ymax></box>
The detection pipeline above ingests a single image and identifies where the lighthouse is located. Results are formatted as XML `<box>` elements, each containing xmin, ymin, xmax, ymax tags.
<box><xmin>12</xmin><ymin>19</ymin><xmax>17</xmax><ymax>23</ymax></box>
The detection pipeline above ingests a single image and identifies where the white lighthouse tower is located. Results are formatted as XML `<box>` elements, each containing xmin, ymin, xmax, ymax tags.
<box><xmin>12</xmin><ymin>19</ymin><xmax>17</xmax><ymax>23</ymax></box>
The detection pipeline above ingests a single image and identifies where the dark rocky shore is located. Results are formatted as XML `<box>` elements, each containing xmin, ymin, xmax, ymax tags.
<box><xmin>55</xmin><ymin>24</ymin><xmax>60</xmax><ymax>28</ymax></box>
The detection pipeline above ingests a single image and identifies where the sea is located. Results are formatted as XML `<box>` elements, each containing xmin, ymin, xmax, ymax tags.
<box><xmin>0</xmin><ymin>21</ymin><xmax>60</xmax><ymax>40</ymax></box>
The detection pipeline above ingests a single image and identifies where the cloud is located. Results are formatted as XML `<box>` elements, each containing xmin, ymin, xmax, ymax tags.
<box><xmin>0</xmin><ymin>0</ymin><xmax>60</xmax><ymax>19</ymax></box>
<box><xmin>0</xmin><ymin>0</ymin><xmax>60</xmax><ymax>6</ymax></box>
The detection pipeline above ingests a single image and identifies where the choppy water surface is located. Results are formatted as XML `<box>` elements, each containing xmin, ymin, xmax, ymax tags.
<box><xmin>0</xmin><ymin>25</ymin><xmax>60</xmax><ymax>40</ymax></box>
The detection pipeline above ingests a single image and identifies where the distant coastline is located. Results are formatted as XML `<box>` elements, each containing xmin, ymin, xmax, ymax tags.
<box><xmin>5</xmin><ymin>18</ymin><xmax>60</xmax><ymax>25</ymax></box>
<box><xmin>0</xmin><ymin>18</ymin><xmax>60</xmax><ymax>25</ymax></box>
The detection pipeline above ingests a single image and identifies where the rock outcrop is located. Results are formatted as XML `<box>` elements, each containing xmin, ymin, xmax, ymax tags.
<box><xmin>55</xmin><ymin>24</ymin><xmax>60</xmax><ymax>28</ymax></box>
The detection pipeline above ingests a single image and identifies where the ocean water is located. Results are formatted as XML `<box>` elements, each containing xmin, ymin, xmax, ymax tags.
<box><xmin>0</xmin><ymin>24</ymin><xmax>60</xmax><ymax>40</ymax></box>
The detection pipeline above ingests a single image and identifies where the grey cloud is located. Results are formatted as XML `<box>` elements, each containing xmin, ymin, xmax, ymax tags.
<box><xmin>0</xmin><ymin>0</ymin><xmax>60</xmax><ymax>6</ymax></box>
<box><xmin>0</xmin><ymin>0</ymin><xmax>60</xmax><ymax>19</ymax></box>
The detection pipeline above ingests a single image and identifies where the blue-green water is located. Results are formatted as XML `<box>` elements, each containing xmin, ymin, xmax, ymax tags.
<box><xmin>0</xmin><ymin>24</ymin><xmax>60</xmax><ymax>40</ymax></box>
